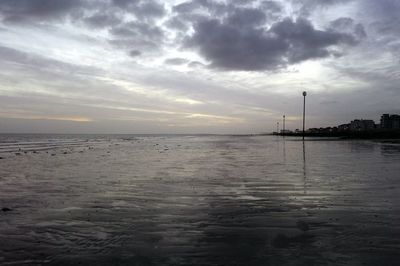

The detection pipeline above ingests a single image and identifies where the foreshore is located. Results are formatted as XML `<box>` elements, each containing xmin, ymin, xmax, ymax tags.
<box><xmin>1</xmin><ymin>134</ymin><xmax>400</xmax><ymax>265</ymax></box>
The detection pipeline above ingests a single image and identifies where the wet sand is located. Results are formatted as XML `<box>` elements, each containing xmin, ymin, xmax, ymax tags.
<box><xmin>0</xmin><ymin>135</ymin><xmax>400</xmax><ymax>265</ymax></box>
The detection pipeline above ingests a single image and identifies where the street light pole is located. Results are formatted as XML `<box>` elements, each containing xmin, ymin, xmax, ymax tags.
<box><xmin>277</xmin><ymin>122</ymin><xmax>279</xmax><ymax>134</ymax></box>
<box><xmin>283</xmin><ymin>115</ymin><xmax>286</xmax><ymax>136</ymax></box>
<box><xmin>302</xmin><ymin>91</ymin><xmax>307</xmax><ymax>140</ymax></box>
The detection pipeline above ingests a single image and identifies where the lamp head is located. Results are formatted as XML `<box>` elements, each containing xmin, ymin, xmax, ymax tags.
<box><xmin>302</xmin><ymin>91</ymin><xmax>307</xmax><ymax>96</ymax></box>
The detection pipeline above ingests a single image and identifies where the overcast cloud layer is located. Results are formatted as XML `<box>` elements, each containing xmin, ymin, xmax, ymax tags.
<box><xmin>0</xmin><ymin>0</ymin><xmax>399</xmax><ymax>133</ymax></box>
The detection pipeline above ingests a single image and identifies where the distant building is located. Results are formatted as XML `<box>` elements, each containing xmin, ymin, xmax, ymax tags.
<box><xmin>280</xmin><ymin>129</ymin><xmax>293</xmax><ymax>134</ymax></box>
<box><xmin>381</xmin><ymin>114</ymin><xmax>391</xmax><ymax>129</ymax></box>
<box><xmin>338</xmin><ymin>123</ymin><xmax>350</xmax><ymax>132</ymax></box>
<box><xmin>380</xmin><ymin>114</ymin><xmax>400</xmax><ymax>129</ymax></box>
<box><xmin>349</xmin><ymin>119</ymin><xmax>375</xmax><ymax>131</ymax></box>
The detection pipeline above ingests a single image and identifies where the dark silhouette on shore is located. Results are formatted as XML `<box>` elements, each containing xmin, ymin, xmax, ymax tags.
<box><xmin>274</xmin><ymin>113</ymin><xmax>400</xmax><ymax>139</ymax></box>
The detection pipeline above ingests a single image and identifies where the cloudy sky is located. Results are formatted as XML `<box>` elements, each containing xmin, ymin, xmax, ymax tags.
<box><xmin>0</xmin><ymin>0</ymin><xmax>399</xmax><ymax>134</ymax></box>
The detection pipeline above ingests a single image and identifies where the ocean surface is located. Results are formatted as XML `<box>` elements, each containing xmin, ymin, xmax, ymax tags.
<box><xmin>0</xmin><ymin>134</ymin><xmax>400</xmax><ymax>265</ymax></box>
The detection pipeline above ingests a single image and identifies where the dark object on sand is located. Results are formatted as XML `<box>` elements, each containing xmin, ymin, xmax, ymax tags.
<box><xmin>0</xmin><ymin>157</ymin><xmax>3</xmax><ymax>159</ymax></box>
<box><xmin>2</xmin><ymin>207</ymin><xmax>12</xmax><ymax>212</ymax></box>
<box><xmin>15</xmin><ymin>153</ymin><xmax>21</xmax><ymax>156</ymax></box>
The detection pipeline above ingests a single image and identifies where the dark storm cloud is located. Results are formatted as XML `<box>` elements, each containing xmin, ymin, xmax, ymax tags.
<box><xmin>185</xmin><ymin>17</ymin><xmax>361</xmax><ymax>71</ymax></box>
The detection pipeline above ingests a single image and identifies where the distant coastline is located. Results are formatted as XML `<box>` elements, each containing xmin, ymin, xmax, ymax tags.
<box><xmin>273</xmin><ymin>130</ymin><xmax>400</xmax><ymax>139</ymax></box>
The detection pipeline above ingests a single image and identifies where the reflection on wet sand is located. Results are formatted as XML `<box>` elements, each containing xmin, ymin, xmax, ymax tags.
<box><xmin>0</xmin><ymin>135</ymin><xmax>400</xmax><ymax>265</ymax></box>
<box><xmin>303</xmin><ymin>140</ymin><xmax>307</xmax><ymax>195</ymax></box>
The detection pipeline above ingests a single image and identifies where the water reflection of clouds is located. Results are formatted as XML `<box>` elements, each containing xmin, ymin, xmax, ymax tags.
<box><xmin>380</xmin><ymin>143</ymin><xmax>400</xmax><ymax>156</ymax></box>
<box><xmin>2</xmin><ymin>135</ymin><xmax>400</xmax><ymax>265</ymax></box>
<box><xmin>349</xmin><ymin>141</ymin><xmax>376</xmax><ymax>153</ymax></box>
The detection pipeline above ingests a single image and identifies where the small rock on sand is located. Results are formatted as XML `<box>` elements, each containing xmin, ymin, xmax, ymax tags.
<box><xmin>1</xmin><ymin>207</ymin><xmax>12</xmax><ymax>212</ymax></box>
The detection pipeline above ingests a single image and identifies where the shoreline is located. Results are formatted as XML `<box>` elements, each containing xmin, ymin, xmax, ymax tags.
<box><xmin>272</xmin><ymin>130</ymin><xmax>400</xmax><ymax>140</ymax></box>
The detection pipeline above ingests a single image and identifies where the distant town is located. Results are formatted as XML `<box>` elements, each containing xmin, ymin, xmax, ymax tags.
<box><xmin>274</xmin><ymin>113</ymin><xmax>400</xmax><ymax>138</ymax></box>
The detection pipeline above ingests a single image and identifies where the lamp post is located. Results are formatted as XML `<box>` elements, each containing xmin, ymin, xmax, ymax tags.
<box><xmin>276</xmin><ymin>122</ymin><xmax>279</xmax><ymax>134</ymax></box>
<box><xmin>302</xmin><ymin>91</ymin><xmax>307</xmax><ymax>140</ymax></box>
<box><xmin>283</xmin><ymin>115</ymin><xmax>286</xmax><ymax>136</ymax></box>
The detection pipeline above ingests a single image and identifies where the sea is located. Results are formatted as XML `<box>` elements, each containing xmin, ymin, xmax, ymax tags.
<box><xmin>0</xmin><ymin>134</ymin><xmax>400</xmax><ymax>265</ymax></box>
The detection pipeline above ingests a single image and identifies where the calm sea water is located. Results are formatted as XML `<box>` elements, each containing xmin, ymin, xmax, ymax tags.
<box><xmin>0</xmin><ymin>134</ymin><xmax>400</xmax><ymax>265</ymax></box>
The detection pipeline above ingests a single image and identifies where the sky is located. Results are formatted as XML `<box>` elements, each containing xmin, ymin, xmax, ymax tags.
<box><xmin>0</xmin><ymin>0</ymin><xmax>399</xmax><ymax>134</ymax></box>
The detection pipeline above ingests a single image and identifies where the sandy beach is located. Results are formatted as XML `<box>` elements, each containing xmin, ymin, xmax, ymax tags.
<box><xmin>1</xmin><ymin>134</ymin><xmax>400</xmax><ymax>265</ymax></box>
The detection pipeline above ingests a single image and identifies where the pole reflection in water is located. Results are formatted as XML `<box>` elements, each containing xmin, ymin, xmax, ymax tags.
<box><xmin>283</xmin><ymin>137</ymin><xmax>286</xmax><ymax>164</ymax></box>
<box><xmin>303</xmin><ymin>139</ymin><xmax>307</xmax><ymax>194</ymax></box>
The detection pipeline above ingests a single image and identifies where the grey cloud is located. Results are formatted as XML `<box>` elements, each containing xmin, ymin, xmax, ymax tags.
<box><xmin>230</xmin><ymin>0</ymin><xmax>257</xmax><ymax>6</ymax></box>
<box><xmin>173</xmin><ymin>0</ymin><xmax>232</xmax><ymax>16</ymax></box>
<box><xmin>109</xmin><ymin>39</ymin><xmax>159</xmax><ymax>51</ymax></box>
<box><xmin>226</xmin><ymin>8</ymin><xmax>267</xmax><ymax>27</ymax></box>
<box><xmin>111</xmin><ymin>0</ymin><xmax>140</xmax><ymax>8</ymax></box>
<box><xmin>292</xmin><ymin>0</ymin><xmax>354</xmax><ymax>16</ymax></box>
<box><xmin>362</xmin><ymin>0</ymin><xmax>400</xmax><ymax>19</ymax></box>
<box><xmin>111</xmin><ymin>0</ymin><xmax>165</xmax><ymax>20</ymax></box>
<box><xmin>0</xmin><ymin>0</ymin><xmax>166</xmax><ymax>27</ymax></box>
<box><xmin>0</xmin><ymin>45</ymin><xmax>100</xmax><ymax>76</ymax></box>
<box><xmin>185</xmin><ymin>17</ymin><xmax>361</xmax><ymax>71</ymax></box>
<box><xmin>111</xmin><ymin>21</ymin><xmax>163</xmax><ymax>40</ymax></box>
<box><xmin>173</xmin><ymin>1</ymin><xmax>199</xmax><ymax>14</ymax></box>
<box><xmin>129</xmin><ymin>50</ymin><xmax>141</xmax><ymax>57</ymax></box>
<box><xmin>329</xmin><ymin>17</ymin><xmax>366</xmax><ymax>40</ymax></box>
<box><xmin>83</xmin><ymin>12</ymin><xmax>121</xmax><ymax>28</ymax></box>
<box><xmin>109</xmin><ymin>21</ymin><xmax>164</xmax><ymax>51</ymax></box>
<box><xmin>135</xmin><ymin>1</ymin><xmax>165</xmax><ymax>19</ymax></box>
<box><xmin>260</xmin><ymin>1</ymin><xmax>282</xmax><ymax>13</ymax></box>
<box><xmin>188</xmin><ymin>61</ymin><xmax>206</xmax><ymax>68</ymax></box>
<box><xmin>362</xmin><ymin>0</ymin><xmax>400</xmax><ymax>37</ymax></box>
<box><xmin>164</xmin><ymin>58</ymin><xmax>189</xmax><ymax>65</ymax></box>
<box><xmin>164</xmin><ymin>16</ymin><xmax>190</xmax><ymax>31</ymax></box>
<box><xmin>0</xmin><ymin>0</ymin><xmax>85</xmax><ymax>23</ymax></box>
